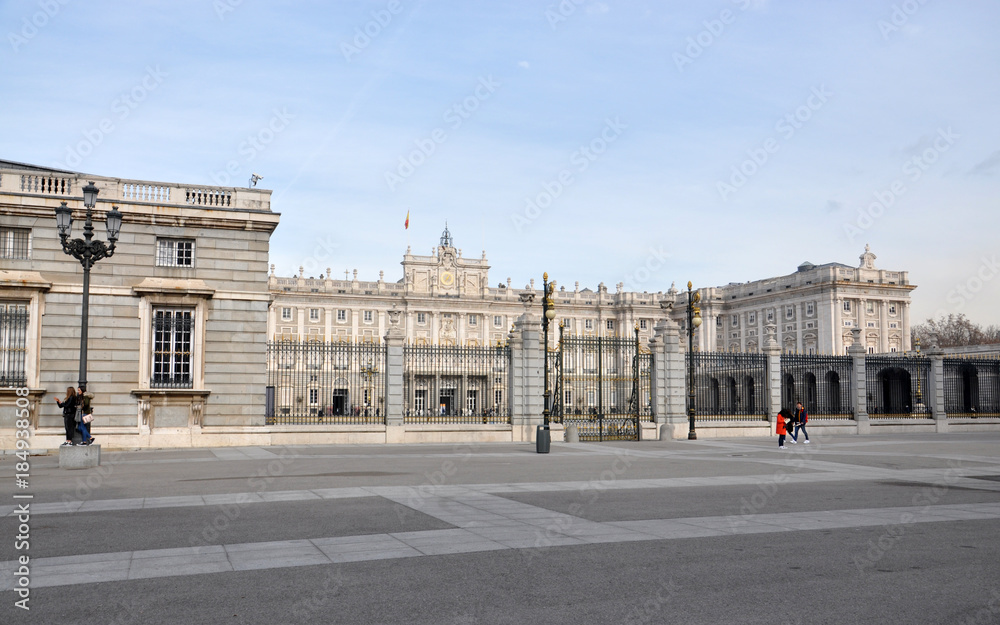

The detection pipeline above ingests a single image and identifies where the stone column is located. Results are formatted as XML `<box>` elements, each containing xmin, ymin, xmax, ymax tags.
<box><xmin>650</xmin><ymin>318</ymin><xmax>684</xmax><ymax>439</ymax></box>
<box><xmin>509</xmin><ymin>312</ymin><xmax>543</xmax><ymax>442</ymax></box>
<box><xmin>795</xmin><ymin>302</ymin><xmax>804</xmax><ymax>353</ymax></box>
<box><xmin>763</xmin><ymin>324</ymin><xmax>781</xmax><ymax>423</ymax></box>
<box><xmin>383</xmin><ymin>309</ymin><xmax>406</xmax><ymax>442</ymax></box>
<box><xmin>880</xmin><ymin>301</ymin><xmax>889</xmax><ymax>353</ymax></box>
<box><xmin>927</xmin><ymin>347</ymin><xmax>948</xmax><ymax>432</ymax></box>
<box><xmin>834</xmin><ymin>297</ymin><xmax>844</xmax><ymax>354</ymax></box>
<box><xmin>848</xmin><ymin>328</ymin><xmax>870</xmax><ymax>434</ymax></box>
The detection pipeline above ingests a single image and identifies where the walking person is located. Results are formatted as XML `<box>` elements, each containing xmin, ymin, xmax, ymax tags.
<box><xmin>790</xmin><ymin>401</ymin><xmax>810</xmax><ymax>444</ymax></box>
<box><xmin>55</xmin><ymin>387</ymin><xmax>78</xmax><ymax>446</ymax></box>
<box><xmin>77</xmin><ymin>387</ymin><xmax>96</xmax><ymax>445</ymax></box>
<box><xmin>776</xmin><ymin>408</ymin><xmax>792</xmax><ymax>449</ymax></box>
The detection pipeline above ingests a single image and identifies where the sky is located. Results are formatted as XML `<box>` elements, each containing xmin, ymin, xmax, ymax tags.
<box><xmin>2</xmin><ymin>0</ymin><xmax>999</xmax><ymax>325</ymax></box>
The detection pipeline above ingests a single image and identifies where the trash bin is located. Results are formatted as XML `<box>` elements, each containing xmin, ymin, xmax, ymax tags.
<box><xmin>536</xmin><ymin>425</ymin><xmax>550</xmax><ymax>454</ymax></box>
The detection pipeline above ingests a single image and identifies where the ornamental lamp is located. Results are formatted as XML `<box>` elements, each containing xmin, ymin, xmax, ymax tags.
<box><xmin>105</xmin><ymin>206</ymin><xmax>123</xmax><ymax>242</ymax></box>
<box><xmin>55</xmin><ymin>202</ymin><xmax>73</xmax><ymax>238</ymax></box>
<box><xmin>82</xmin><ymin>181</ymin><xmax>99</xmax><ymax>209</ymax></box>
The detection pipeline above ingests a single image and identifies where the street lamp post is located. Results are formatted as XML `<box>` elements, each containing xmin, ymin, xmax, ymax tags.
<box><xmin>685</xmin><ymin>281</ymin><xmax>702</xmax><ymax>440</ymax></box>
<box><xmin>55</xmin><ymin>182</ymin><xmax>122</xmax><ymax>432</ymax></box>
<box><xmin>541</xmin><ymin>273</ymin><xmax>556</xmax><ymax>426</ymax></box>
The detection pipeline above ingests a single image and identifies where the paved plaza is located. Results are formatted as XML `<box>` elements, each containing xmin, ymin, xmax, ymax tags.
<box><xmin>3</xmin><ymin>433</ymin><xmax>1000</xmax><ymax>624</ymax></box>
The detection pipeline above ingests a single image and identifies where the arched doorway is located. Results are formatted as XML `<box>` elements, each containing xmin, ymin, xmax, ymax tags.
<box><xmin>878</xmin><ymin>368</ymin><xmax>912</xmax><ymax>414</ymax></box>
<box><xmin>825</xmin><ymin>371</ymin><xmax>841</xmax><ymax>413</ymax></box>
<box><xmin>783</xmin><ymin>373</ymin><xmax>796</xmax><ymax>409</ymax></box>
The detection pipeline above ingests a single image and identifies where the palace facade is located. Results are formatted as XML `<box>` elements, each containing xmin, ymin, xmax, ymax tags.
<box><xmin>268</xmin><ymin>228</ymin><xmax>916</xmax><ymax>356</ymax></box>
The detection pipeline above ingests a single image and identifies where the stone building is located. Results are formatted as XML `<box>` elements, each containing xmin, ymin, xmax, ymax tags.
<box><xmin>269</xmin><ymin>228</ymin><xmax>914</xmax><ymax>357</ymax></box>
<box><xmin>0</xmin><ymin>160</ymin><xmax>278</xmax><ymax>448</ymax></box>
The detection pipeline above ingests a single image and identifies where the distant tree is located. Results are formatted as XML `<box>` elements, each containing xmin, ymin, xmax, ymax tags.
<box><xmin>911</xmin><ymin>314</ymin><xmax>1000</xmax><ymax>348</ymax></box>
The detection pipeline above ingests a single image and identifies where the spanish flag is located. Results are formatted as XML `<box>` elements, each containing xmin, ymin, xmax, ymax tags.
<box><xmin>404</xmin><ymin>210</ymin><xmax>409</xmax><ymax>230</ymax></box>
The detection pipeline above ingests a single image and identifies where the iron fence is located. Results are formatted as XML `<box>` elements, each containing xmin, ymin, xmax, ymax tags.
<box><xmin>944</xmin><ymin>358</ymin><xmax>1000</xmax><ymax>417</ymax></box>
<box><xmin>266</xmin><ymin>340</ymin><xmax>386</xmax><ymax>425</ymax></box>
<box><xmin>0</xmin><ymin>303</ymin><xmax>28</xmax><ymax>387</ymax></box>
<box><xmin>780</xmin><ymin>354</ymin><xmax>854</xmax><ymax>419</ymax></box>
<box><xmin>403</xmin><ymin>344</ymin><xmax>510</xmax><ymax>424</ymax></box>
<box><xmin>686</xmin><ymin>352</ymin><xmax>768</xmax><ymax>422</ymax></box>
<box><xmin>866</xmin><ymin>355</ymin><xmax>931</xmax><ymax>418</ymax></box>
<box><xmin>555</xmin><ymin>333</ymin><xmax>649</xmax><ymax>441</ymax></box>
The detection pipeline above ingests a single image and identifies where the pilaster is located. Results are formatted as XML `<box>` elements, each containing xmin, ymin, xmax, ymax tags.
<box><xmin>927</xmin><ymin>347</ymin><xmax>948</xmax><ymax>432</ymax></box>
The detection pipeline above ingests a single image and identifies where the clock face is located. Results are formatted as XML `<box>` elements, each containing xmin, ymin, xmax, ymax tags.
<box><xmin>439</xmin><ymin>271</ymin><xmax>455</xmax><ymax>287</ymax></box>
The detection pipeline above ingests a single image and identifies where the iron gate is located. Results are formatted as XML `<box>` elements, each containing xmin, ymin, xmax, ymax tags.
<box><xmin>552</xmin><ymin>327</ymin><xmax>649</xmax><ymax>441</ymax></box>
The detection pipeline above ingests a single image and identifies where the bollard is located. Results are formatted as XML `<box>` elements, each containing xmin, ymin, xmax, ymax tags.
<box><xmin>536</xmin><ymin>425</ymin><xmax>551</xmax><ymax>454</ymax></box>
<box><xmin>565</xmin><ymin>424</ymin><xmax>579</xmax><ymax>443</ymax></box>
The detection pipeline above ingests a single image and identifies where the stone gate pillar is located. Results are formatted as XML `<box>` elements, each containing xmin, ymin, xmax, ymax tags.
<box><xmin>651</xmin><ymin>318</ymin><xmax>684</xmax><ymax>439</ymax></box>
<box><xmin>848</xmin><ymin>328</ymin><xmax>870</xmax><ymax>434</ymax></box>
<box><xmin>764</xmin><ymin>324</ymin><xmax>781</xmax><ymax>425</ymax></box>
<box><xmin>509</xmin><ymin>311</ymin><xmax>544</xmax><ymax>441</ymax></box>
<box><xmin>384</xmin><ymin>307</ymin><xmax>405</xmax><ymax>443</ymax></box>
<box><xmin>926</xmin><ymin>346</ymin><xmax>948</xmax><ymax>433</ymax></box>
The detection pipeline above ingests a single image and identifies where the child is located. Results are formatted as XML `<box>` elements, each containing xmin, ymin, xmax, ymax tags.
<box><xmin>776</xmin><ymin>408</ymin><xmax>792</xmax><ymax>449</ymax></box>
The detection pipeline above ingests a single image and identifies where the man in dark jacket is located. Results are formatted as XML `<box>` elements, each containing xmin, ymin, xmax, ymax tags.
<box><xmin>790</xmin><ymin>401</ymin><xmax>810</xmax><ymax>444</ymax></box>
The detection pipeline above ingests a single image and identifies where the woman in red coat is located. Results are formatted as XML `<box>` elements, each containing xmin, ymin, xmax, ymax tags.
<box><xmin>776</xmin><ymin>408</ymin><xmax>792</xmax><ymax>449</ymax></box>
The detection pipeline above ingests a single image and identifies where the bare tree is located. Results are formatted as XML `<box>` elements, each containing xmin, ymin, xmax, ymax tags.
<box><xmin>911</xmin><ymin>314</ymin><xmax>1000</xmax><ymax>348</ymax></box>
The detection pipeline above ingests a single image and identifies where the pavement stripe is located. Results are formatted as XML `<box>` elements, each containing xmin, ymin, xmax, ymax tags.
<box><xmin>4</xmin><ymin>501</ymin><xmax>1000</xmax><ymax>591</ymax></box>
<box><xmin>8</xmin><ymin>464</ymin><xmax>1000</xmax><ymax>519</ymax></box>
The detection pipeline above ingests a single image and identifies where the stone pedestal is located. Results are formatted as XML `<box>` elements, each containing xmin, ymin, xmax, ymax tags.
<box><xmin>59</xmin><ymin>444</ymin><xmax>101</xmax><ymax>469</ymax></box>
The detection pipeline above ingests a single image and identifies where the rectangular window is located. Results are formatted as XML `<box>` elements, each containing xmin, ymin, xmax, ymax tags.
<box><xmin>309</xmin><ymin>309</ymin><xmax>320</xmax><ymax>322</ymax></box>
<box><xmin>866</xmin><ymin>301</ymin><xmax>875</xmax><ymax>314</ymax></box>
<box><xmin>766</xmin><ymin>310</ymin><xmax>774</xmax><ymax>322</ymax></box>
<box><xmin>748</xmin><ymin>313</ymin><xmax>756</xmax><ymax>324</ymax></box>
<box><xmin>786</xmin><ymin>306</ymin><xmax>794</xmax><ymax>319</ymax></box>
<box><xmin>806</xmin><ymin>302</ymin><xmax>815</xmax><ymax>316</ymax></box>
<box><xmin>309</xmin><ymin>388</ymin><xmax>318</xmax><ymax>405</ymax></box>
<box><xmin>0</xmin><ymin>227</ymin><xmax>30</xmax><ymax>260</ymax></box>
<box><xmin>363</xmin><ymin>310</ymin><xmax>373</xmax><ymax>323</ymax></box>
<box><xmin>889</xmin><ymin>304</ymin><xmax>897</xmax><ymax>315</ymax></box>
<box><xmin>494</xmin><ymin>389</ymin><xmax>503</xmax><ymax>409</ymax></box>
<box><xmin>151</xmin><ymin>308</ymin><xmax>193</xmax><ymax>388</ymax></box>
<box><xmin>606</xmin><ymin>320</ymin><xmax>614</xmax><ymax>331</ymax></box>
<box><xmin>716</xmin><ymin>316</ymin><xmax>723</xmax><ymax>328</ymax></box>
<box><xmin>468</xmin><ymin>315</ymin><xmax>478</xmax><ymax>326</ymax></box>
<box><xmin>732</xmin><ymin>315</ymin><xmax>739</xmax><ymax>326</ymax></box>
<box><xmin>585</xmin><ymin>319</ymin><xmax>594</xmax><ymax>331</ymax></box>
<box><xmin>564</xmin><ymin>390</ymin><xmax>572</xmax><ymax>407</ymax></box>
<box><xmin>639</xmin><ymin>319</ymin><xmax>647</xmax><ymax>330</ymax></box>
<box><xmin>844</xmin><ymin>300</ymin><xmax>852</xmax><ymax>313</ymax></box>
<box><xmin>493</xmin><ymin>315</ymin><xmax>503</xmax><ymax>327</ymax></box>
<box><xmin>417</xmin><ymin>312</ymin><xmax>426</xmax><ymax>324</ymax></box>
<box><xmin>156</xmin><ymin>238</ymin><xmax>195</xmax><ymax>267</ymax></box>
<box><xmin>281</xmin><ymin>307</ymin><xmax>292</xmax><ymax>321</ymax></box>
<box><xmin>562</xmin><ymin>318</ymin><xmax>573</xmax><ymax>330</ymax></box>
<box><xmin>466</xmin><ymin>389</ymin><xmax>478</xmax><ymax>414</ymax></box>
<box><xmin>337</xmin><ymin>309</ymin><xmax>346</xmax><ymax>322</ymax></box>
<box><xmin>0</xmin><ymin>302</ymin><xmax>29</xmax><ymax>387</ymax></box>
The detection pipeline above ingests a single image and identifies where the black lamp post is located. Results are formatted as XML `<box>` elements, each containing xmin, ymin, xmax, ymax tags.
<box><xmin>541</xmin><ymin>273</ymin><xmax>556</xmax><ymax>426</ymax></box>
<box><xmin>55</xmin><ymin>182</ymin><xmax>122</xmax><ymax>422</ymax></box>
<box><xmin>685</xmin><ymin>281</ymin><xmax>702</xmax><ymax>440</ymax></box>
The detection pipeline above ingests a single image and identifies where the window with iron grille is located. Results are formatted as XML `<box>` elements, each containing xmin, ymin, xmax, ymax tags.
<box><xmin>0</xmin><ymin>302</ymin><xmax>29</xmax><ymax>387</ymax></box>
<box><xmin>0</xmin><ymin>227</ymin><xmax>30</xmax><ymax>260</ymax></box>
<box><xmin>156</xmin><ymin>238</ymin><xmax>195</xmax><ymax>267</ymax></box>
<box><xmin>606</xmin><ymin>319</ymin><xmax>614</xmax><ymax>331</ymax></box>
<box><xmin>639</xmin><ymin>319</ymin><xmax>647</xmax><ymax>330</ymax></box>
<box><xmin>152</xmin><ymin>308</ymin><xmax>193</xmax><ymax>388</ymax></box>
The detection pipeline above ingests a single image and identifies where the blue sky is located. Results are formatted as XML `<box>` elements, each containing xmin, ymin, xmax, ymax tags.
<box><xmin>3</xmin><ymin>0</ymin><xmax>999</xmax><ymax>325</ymax></box>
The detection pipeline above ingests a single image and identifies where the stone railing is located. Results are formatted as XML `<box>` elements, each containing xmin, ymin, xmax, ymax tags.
<box><xmin>0</xmin><ymin>167</ymin><xmax>270</xmax><ymax>212</ymax></box>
